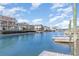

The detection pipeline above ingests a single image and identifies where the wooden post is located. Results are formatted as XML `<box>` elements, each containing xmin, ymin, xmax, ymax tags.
<box><xmin>68</xmin><ymin>20</ymin><xmax>71</xmax><ymax>41</ymax></box>
<box><xmin>73</xmin><ymin>3</ymin><xmax>77</xmax><ymax>56</ymax></box>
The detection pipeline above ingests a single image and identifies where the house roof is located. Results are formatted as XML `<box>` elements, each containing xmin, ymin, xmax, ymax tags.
<box><xmin>0</xmin><ymin>16</ymin><xmax>17</xmax><ymax>22</ymax></box>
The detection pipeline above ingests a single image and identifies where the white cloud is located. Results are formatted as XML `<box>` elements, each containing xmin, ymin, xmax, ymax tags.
<box><xmin>0</xmin><ymin>5</ymin><xmax>5</xmax><ymax>11</ymax></box>
<box><xmin>32</xmin><ymin>18</ymin><xmax>42</xmax><ymax>24</ymax></box>
<box><xmin>17</xmin><ymin>18</ymin><xmax>44</xmax><ymax>25</ymax></box>
<box><xmin>53</xmin><ymin>17</ymin><xmax>79</xmax><ymax>29</ymax></box>
<box><xmin>17</xmin><ymin>19</ymin><xmax>29</xmax><ymax>23</ymax></box>
<box><xmin>49</xmin><ymin>16</ymin><xmax>61</xmax><ymax>23</ymax></box>
<box><xmin>51</xmin><ymin>3</ymin><xmax>66</xmax><ymax>9</ymax></box>
<box><xmin>49</xmin><ymin>13</ymin><xmax>66</xmax><ymax>23</ymax></box>
<box><xmin>50</xmin><ymin>3</ymin><xmax>72</xmax><ymax>17</ymax></box>
<box><xmin>2</xmin><ymin>7</ymin><xmax>26</xmax><ymax>17</ymax></box>
<box><xmin>58</xmin><ymin>6</ymin><xmax>72</xmax><ymax>12</ymax></box>
<box><xmin>14</xmin><ymin>14</ymin><xmax>21</xmax><ymax>17</ymax></box>
<box><xmin>49</xmin><ymin>4</ymin><xmax>73</xmax><ymax>29</ymax></box>
<box><xmin>10</xmin><ymin>7</ymin><xmax>26</xmax><ymax>12</ymax></box>
<box><xmin>48</xmin><ymin>14</ymin><xmax>53</xmax><ymax>18</ymax></box>
<box><xmin>49</xmin><ymin>15</ymin><xmax>72</xmax><ymax>29</ymax></box>
<box><xmin>54</xmin><ymin>20</ymin><xmax>69</xmax><ymax>29</ymax></box>
<box><xmin>30</xmin><ymin>3</ymin><xmax>41</xmax><ymax>10</ymax></box>
<box><xmin>49</xmin><ymin>4</ymin><xmax>72</xmax><ymax>21</ymax></box>
<box><xmin>57</xmin><ymin>6</ymin><xmax>72</xmax><ymax>14</ymax></box>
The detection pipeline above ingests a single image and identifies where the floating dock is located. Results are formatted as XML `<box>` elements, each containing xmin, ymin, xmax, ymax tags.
<box><xmin>39</xmin><ymin>51</ymin><xmax>71</xmax><ymax>56</ymax></box>
<box><xmin>53</xmin><ymin>37</ymin><xmax>74</xmax><ymax>43</ymax></box>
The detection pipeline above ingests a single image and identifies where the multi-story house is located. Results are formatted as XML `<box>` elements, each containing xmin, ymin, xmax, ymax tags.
<box><xmin>17</xmin><ymin>22</ymin><xmax>29</xmax><ymax>31</ymax></box>
<box><xmin>43</xmin><ymin>26</ymin><xmax>51</xmax><ymax>31</ymax></box>
<box><xmin>28</xmin><ymin>25</ymin><xmax>35</xmax><ymax>31</ymax></box>
<box><xmin>17</xmin><ymin>22</ymin><xmax>35</xmax><ymax>31</ymax></box>
<box><xmin>0</xmin><ymin>16</ymin><xmax>17</xmax><ymax>31</ymax></box>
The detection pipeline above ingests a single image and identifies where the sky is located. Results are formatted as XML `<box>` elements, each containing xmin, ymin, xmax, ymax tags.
<box><xmin>0</xmin><ymin>3</ymin><xmax>79</xmax><ymax>29</ymax></box>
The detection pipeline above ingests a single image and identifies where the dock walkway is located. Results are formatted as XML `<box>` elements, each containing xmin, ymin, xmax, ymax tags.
<box><xmin>39</xmin><ymin>51</ymin><xmax>71</xmax><ymax>56</ymax></box>
<box><xmin>53</xmin><ymin>37</ymin><xmax>74</xmax><ymax>43</ymax></box>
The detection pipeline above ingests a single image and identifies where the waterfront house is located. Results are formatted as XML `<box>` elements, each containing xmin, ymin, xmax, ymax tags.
<box><xmin>51</xmin><ymin>27</ymin><xmax>57</xmax><ymax>31</ymax></box>
<box><xmin>34</xmin><ymin>24</ymin><xmax>44</xmax><ymax>31</ymax></box>
<box><xmin>17</xmin><ymin>22</ymin><xmax>35</xmax><ymax>31</ymax></box>
<box><xmin>0</xmin><ymin>16</ymin><xmax>17</xmax><ymax>31</ymax></box>
<box><xmin>28</xmin><ymin>25</ymin><xmax>35</xmax><ymax>31</ymax></box>
<box><xmin>43</xmin><ymin>26</ymin><xmax>51</xmax><ymax>31</ymax></box>
<box><xmin>17</xmin><ymin>22</ymin><xmax>29</xmax><ymax>31</ymax></box>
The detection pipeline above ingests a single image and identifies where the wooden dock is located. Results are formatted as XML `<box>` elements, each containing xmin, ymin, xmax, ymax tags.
<box><xmin>39</xmin><ymin>51</ymin><xmax>71</xmax><ymax>56</ymax></box>
<box><xmin>53</xmin><ymin>37</ymin><xmax>74</xmax><ymax>43</ymax></box>
<box><xmin>75</xmin><ymin>39</ymin><xmax>79</xmax><ymax>56</ymax></box>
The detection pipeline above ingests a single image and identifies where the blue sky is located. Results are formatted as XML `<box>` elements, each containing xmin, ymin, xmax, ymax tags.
<box><xmin>0</xmin><ymin>3</ymin><xmax>79</xmax><ymax>29</ymax></box>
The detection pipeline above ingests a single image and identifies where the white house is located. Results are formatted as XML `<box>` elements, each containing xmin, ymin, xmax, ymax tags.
<box><xmin>34</xmin><ymin>24</ymin><xmax>44</xmax><ymax>31</ymax></box>
<box><xmin>0</xmin><ymin>16</ymin><xmax>17</xmax><ymax>31</ymax></box>
<box><xmin>17</xmin><ymin>22</ymin><xmax>29</xmax><ymax>31</ymax></box>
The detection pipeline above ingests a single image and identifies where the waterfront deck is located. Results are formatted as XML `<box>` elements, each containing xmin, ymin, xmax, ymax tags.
<box><xmin>39</xmin><ymin>51</ymin><xmax>71</xmax><ymax>56</ymax></box>
<box><xmin>53</xmin><ymin>37</ymin><xmax>74</xmax><ymax>43</ymax></box>
<box><xmin>53</xmin><ymin>36</ymin><xmax>79</xmax><ymax>56</ymax></box>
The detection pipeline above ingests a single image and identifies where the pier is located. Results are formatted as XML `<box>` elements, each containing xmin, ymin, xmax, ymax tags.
<box><xmin>53</xmin><ymin>37</ymin><xmax>74</xmax><ymax>43</ymax></box>
<box><xmin>39</xmin><ymin>51</ymin><xmax>71</xmax><ymax>56</ymax></box>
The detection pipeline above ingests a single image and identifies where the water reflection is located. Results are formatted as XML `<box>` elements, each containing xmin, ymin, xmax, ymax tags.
<box><xmin>52</xmin><ymin>43</ymin><xmax>73</xmax><ymax>55</ymax></box>
<box><xmin>0</xmin><ymin>32</ymin><xmax>72</xmax><ymax>56</ymax></box>
<box><xmin>0</xmin><ymin>33</ymin><xmax>35</xmax><ymax>49</ymax></box>
<box><xmin>0</xmin><ymin>35</ymin><xmax>18</xmax><ymax>49</ymax></box>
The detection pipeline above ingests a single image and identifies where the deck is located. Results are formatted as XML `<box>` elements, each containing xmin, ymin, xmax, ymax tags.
<box><xmin>53</xmin><ymin>36</ymin><xmax>79</xmax><ymax>56</ymax></box>
<box><xmin>39</xmin><ymin>51</ymin><xmax>71</xmax><ymax>56</ymax></box>
<box><xmin>53</xmin><ymin>37</ymin><xmax>74</xmax><ymax>43</ymax></box>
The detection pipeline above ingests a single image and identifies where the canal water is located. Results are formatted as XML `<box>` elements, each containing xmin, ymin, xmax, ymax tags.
<box><xmin>0</xmin><ymin>32</ymin><xmax>71</xmax><ymax>56</ymax></box>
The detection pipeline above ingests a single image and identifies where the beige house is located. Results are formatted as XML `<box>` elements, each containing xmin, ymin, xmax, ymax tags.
<box><xmin>17</xmin><ymin>22</ymin><xmax>35</xmax><ymax>31</ymax></box>
<box><xmin>43</xmin><ymin>26</ymin><xmax>51</xmax><ymax>31</ymax></box>
<box><xmin>17</xmin><ymin>22</ymin><xmax>29</xmax><ymax>31</ymax></box>
<box><xmin>0</xmin><ymin>16</ymin><xmax>17</xmax><ymax>31</ymax></box>
<box><xmin>28</xmin><ymin>25</ymin><xmax>35</xmax><ymax>31</ymax></box>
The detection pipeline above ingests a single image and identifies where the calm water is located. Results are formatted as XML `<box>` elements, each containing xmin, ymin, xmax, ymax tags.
<box><xmin>0</xmin><ymin>32</ymin><xmax>71</xmax><ymax>56</ymax></box>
